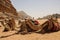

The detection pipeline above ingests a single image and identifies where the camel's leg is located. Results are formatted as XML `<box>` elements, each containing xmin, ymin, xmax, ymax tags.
<box><xmin>18</xmin><ymin>21</ymin><xmax>28</xmax><ymax>34</ymax></box>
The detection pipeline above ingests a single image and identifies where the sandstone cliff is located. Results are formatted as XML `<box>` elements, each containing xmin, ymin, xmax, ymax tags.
<box><xmin>0</xmin><ymin>0</ymin><xmax>18</xmax><ymax>16</ymax></box>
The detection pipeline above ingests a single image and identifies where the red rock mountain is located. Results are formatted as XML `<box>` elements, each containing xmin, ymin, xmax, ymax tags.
<box><xmin>0</xmin><ymin>0</ymin><xmax>31</xmax><ymax>19</ymax></box>
<box><xmin>0</xmin><ymin>0</ymin><xmax>18</xmax><ymax>16</ymax></box>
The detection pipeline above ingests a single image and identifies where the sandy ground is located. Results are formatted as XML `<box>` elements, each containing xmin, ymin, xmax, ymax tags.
<box><xmin>0</xmin><ymin>19</ymin><xmax>60</xmax><ymax>40</ymax></box>
<box><xmin>0</xmin><ymin>31</ymin><xmax>60</xmax><ymax>40</ymax></box>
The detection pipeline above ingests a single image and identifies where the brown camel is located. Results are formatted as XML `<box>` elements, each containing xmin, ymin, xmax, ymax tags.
<box><xmin>39</xmin><ymin>18</ymin><xmax>60</xmax><ymax>34</ymax></box>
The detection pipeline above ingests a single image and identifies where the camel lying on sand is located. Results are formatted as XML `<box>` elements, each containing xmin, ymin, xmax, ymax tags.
<box><xmin>0</xmin><ymin>18</ymin><xmax>16</xmax><ymax>32</ymax></box>
<box><xmin>0</xmin><ymin>17</ymin><xmax>60</xmax><ymax>34</ymax></box>
<box><xmin>38</xmin><ymin>18</ymin><xmax>60</xmax><ymax>33</ymax></box>
<box><xmin>19</xmin><ymin>18</ymin><xmax>60</xmax><ymax>34</ymax></box>
<box><xmin>0</xmin><ymin>18</ymin><xmax>60</xmax><ymax>38</ymax></box>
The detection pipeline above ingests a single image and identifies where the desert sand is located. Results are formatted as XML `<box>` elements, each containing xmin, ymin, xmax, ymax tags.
<box><xmin>0</xmin><ymin>31</ymin><xmax>60</xmax><ymax>40</ymax></box>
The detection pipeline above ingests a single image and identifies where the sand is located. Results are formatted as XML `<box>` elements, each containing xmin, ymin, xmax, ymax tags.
<box><xmin>0</xmin><ymin>31</ymin><xmax>60</xmax><ymax>40</ymax></box>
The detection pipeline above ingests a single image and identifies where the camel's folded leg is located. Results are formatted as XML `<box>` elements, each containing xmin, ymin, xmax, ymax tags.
<box><xmin>3</xmin><ymin>24</ymin><xmax>11</xmax><ymax>32</ymax></box>
<box><xmin>18</xmin><ymin>21</ymin><xmax>28</xmax><ymax>34</ymax></box>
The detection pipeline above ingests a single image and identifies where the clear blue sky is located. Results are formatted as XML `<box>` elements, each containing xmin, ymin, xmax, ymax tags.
<box><xmin>11</xmin><ymin>0</ymin><xmax>60</xmax><ymax>18</ymax></box>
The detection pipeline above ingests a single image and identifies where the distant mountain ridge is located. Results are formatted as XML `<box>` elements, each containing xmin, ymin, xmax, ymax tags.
<box><xmin>43</xmin><ymin>14</ymin><xmax>60</xmax><ymax>19</ymax></box>
<box><xmin>37</xmin><ymin>13</ymin><xmax>60</xmax><ymax>20</ymax></box>
<box><xmin>18</xmin><ymin>11</ymin><xmax>32</xmax><ymax>19</ymax></box>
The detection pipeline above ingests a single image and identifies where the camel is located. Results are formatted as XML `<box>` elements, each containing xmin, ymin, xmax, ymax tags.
<box><xmin>18</xmin><ymin>19</ymin><xmax>42</xmax><ymax>34</ymax></box>
<box><xmin>20</xmin><ymin>18</ymin><xmax>60</xmax><ymax>34</ymax></box>
<box><xmin>0</xmin><ymin>18</ymin><xmax>60</xmax><ymax>38</ymax></box>
<box><xmin>0</xmin><ymin>18</ymin><xmax>17</xmax><ymax>32</ymax></box>
<box><xmin>38</xmin><ymin>17</ymin><xmax>60</xmax><ymax>33</ymax></box>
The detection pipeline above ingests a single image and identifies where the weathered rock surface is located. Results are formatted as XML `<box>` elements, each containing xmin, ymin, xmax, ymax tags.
<box><xmin>18</xmin><ymin>11</ymin><xmax>32</xmax><ymax>19</ymax></box>
<box><xmin>0</xmin><ymin>0</ymin><xmax>18</xmax><ymax>16</ymax></box>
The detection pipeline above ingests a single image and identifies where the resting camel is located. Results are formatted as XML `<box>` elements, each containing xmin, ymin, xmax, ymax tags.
<box><xmin>0</xmin><ymin>18</ymin><xmax>17</xmax><ymax>32</ymax></box>
<box><xmin>39</xmin><ymin>17</ymin><xmax>60</xmax><ymax>33</ymax></box>
<box><xmin>19</xmin><ymin>19</ymin><xmax>42</xmax><ymax>34</ymax></box>
<box><xmin>0</xmin><ymin>18</ymin><xmax>60</xmax><ymax>38</ymax></box>
<box><xmin>25</xmin><ymin>19</ymin><xmax>41</xmax><ymax>31</ymax></box>
<box><xmin>20</xmin><ymin>18</ymin><xmax>60</xmax><ymax>34</ymax></box>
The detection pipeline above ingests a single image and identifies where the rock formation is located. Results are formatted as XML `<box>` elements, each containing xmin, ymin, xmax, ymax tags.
<box><xmin>18</xmin><ymin>11</ymin><xmax>32</xmax><ymax>19</ymax></box>
<box><xmin>42</xmin><ymin>13</ymin><xmax>60</xmax><ymax>19</ymax></box>
<box><xmin>0</xmin><ymin>0</ymin><xmax>18</xmax><ymax>16</ymax></box>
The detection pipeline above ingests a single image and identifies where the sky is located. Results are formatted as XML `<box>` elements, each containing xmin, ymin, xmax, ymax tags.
<box><xmin>11</xmin><ymin>0</ymin><xmax>60</xmax><ymax>18</ymax></box>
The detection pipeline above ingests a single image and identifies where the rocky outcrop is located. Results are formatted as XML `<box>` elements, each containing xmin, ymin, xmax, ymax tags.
<box><xmin>18</xmin><ymin>11</ymin><xmax>32</xmax><ymax>19</ymax></box>
<box><xmin>42</xmin><ymin>14</ymin><xmax>60</xmax><ymax>19</ymax></box>
<box><xmin>0</xmin><ymin>0</ymin><xmax>18</xmax><ymax>16</ymax></box>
